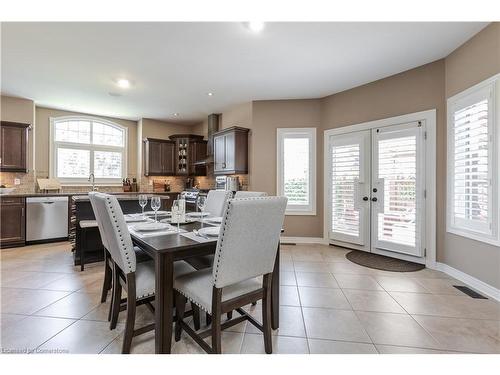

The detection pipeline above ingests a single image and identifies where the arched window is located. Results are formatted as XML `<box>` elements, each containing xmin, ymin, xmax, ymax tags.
<box><xmin>50</xmin><ymin>116</ymin><xmax>127</xmax><ymax>184</ymax></box>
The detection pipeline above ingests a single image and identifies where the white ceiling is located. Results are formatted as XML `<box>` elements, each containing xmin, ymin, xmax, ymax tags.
<box><xmin>1</xmin><ymin>22</ymin><xmax>487</xmax><ymax>123</ymax></box>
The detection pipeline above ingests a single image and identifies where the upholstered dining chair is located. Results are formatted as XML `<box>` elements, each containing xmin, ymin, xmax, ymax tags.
<box><xmin>88</xmin><ymin>192</ymin><xmax>149</xmax><ymax>323</ymax></box>
<box><xmin>204</xmin><ymin>190</ymin><xmax>233</xmax><ymax>217</ymax></box>
<box><xmin>174</xmin><ymin>196</ymin><xmax>287</xmax><ymax>354</ymax></box>
<box><xmin>234</xmin><ymin>191</ymin><xmax>267</xmax><ymax>198</ymax></box>
<box><xmin>92</xmin><ymin>192</ymin><xmax>196</xmax><ymax>353</ymax></box>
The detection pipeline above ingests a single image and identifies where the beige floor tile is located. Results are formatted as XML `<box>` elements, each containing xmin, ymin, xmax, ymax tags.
<box><xmin>298</xmin><ymin>287</ymin><xmax>351</xmax><ymax>309</ymax></box>
<box><xmin>291</xmin><ymin>252</ymin><xmax>325</xmax><ymax>263</ymax></box>
<box><xmin>295</xmin><ymin>272</ymin><xmax>339</xmax><ymax>288</ymax></box>
<box><xmin>280</xmin><ymin>260</ymin><xmax>294</xmax><ymax>272</ymax></box>
<box><xmin>390</xmin><ymin>292</ymin><xmax>500</xmax><ymax>320</ymax></box>
<box><xmin>240</xmin><ymin>333</ymin><xmax>309</xmax><ymax>354</ymax></box>
<box><xmin>328</xmin><ymin>262</ymin><xmax>373</xmax><ymax>275</ymax></box>
<box><xmin>407</xmin><ymin>268</ymin><xmax>452</xmax><ymax>279</ymax></box>
<box><xmin>308</xmin><ymin>339</ymin><xmax>377</xmax><ymax>354</ymax></box>
<box><xmin>38</xmin><ymin>320</ymin><xmax>125</xmax><ymax>354</ymax></box>
<box><xmin>1</xmin><ymin>287</ymin><xmax>70</xmax><ymax>315</ymax></box>
<box><xmin>33</xmin><ymin>292</ymin><xmax>102</xmax><ymax>319</ymax></box>
<box><xmin>334</xmin><ymin>274</ymin><xmax>384</xmax><ymax>291</ymax></box>
<box><xmin>302</xmin><ymin>307</ymin><xmax>371</xmax><ymax>343</ymax></box>
<box><xmin>1</xmin><ymin>271</ymin><xmax>66</xmax><ymax>290</ymax></box>
<box><xmin>280</xmin><ymin>286</ymin><xmax>301</xmax><ymax>306</ymax></box>
<box><xmin>101</xmin><ymin>330</ymin><xmax>156</xmax><ymax>354</ymax></box>
<box><xmin>280</xmin><ymin>271</ymin><xmax>297</xmax><ymax>286</ymax></box>
<box><xmin>412</xmin><ymin>277</ymin><xmax>467</xmax><ymax>296</ymax></box>
<box><xmin>375</xmin><ymin>345</ymin><xmax>458</xmax><ymax>354</ymax></box>
<box><xmin>82</xmin><ymin>302</ymin><xmax>155</xmax><ymax>326</ymax></box>
<box><xmin>40</xmin><ymin>272</ymin><xmax>104</xmax><ymax>292</ymax></box>
<box><xmin>412</xmin><ymin>315</ymin><xmax>500</xmax><ymax>354</ymax></box>
<box><xmin>355</xmin><ymin>311</ymin><xmax>443</xmax><ymax>349</ymax></box>
<box><xmin>374</xmin><ymin>276</ymin><xmax>430</xmax><ymax>293</ymax></box>
<box><xmin>343</xmin><ymin>289</ymin><xmax>406</xmax><ymax>313</ymax></box>
<box><xmin>0</xmin><ymin>316</ymin><xmax>76</xmax><ymax>353</ymax></box>
<box><xmin>246</xmin><ymin>305</ymin><xmax>306</xmax><ymax>337</ymax></box>
<box><xmin>293</xmin><ymin>261</ymin><xmax>331</xmax><ymax>273</ymax></box>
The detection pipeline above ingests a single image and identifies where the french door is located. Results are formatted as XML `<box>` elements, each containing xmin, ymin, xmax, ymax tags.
<box><xmin>328</xmin><ymin>122</ymin><xmax>425</xmax><ymax>262</ymax></box>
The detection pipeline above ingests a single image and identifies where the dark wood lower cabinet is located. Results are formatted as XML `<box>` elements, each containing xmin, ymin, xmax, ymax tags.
<box><xmin>0</xmin><ymin>197</ymin><xmax>26</xmax><ymax>248</ymax></box>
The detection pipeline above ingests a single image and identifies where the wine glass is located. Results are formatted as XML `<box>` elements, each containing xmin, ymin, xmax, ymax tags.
<box><xmin>196</xmin><ymin>195</ymin><xmax>207</xmax><ymax>227</ymax></box>
<box><xmin>138</xmin><ymin>194</ymin><xmax>147</xmax><ymax>217</ymax></box>
<box><xmin>171</xmin><ymin>200</ymin><xmax>182</xmax><ymax>233</ymax></box>
<box><xmin>151</xmin><ymin>196</ymin><xmax>161</xmax><ymax>223</ymax></box>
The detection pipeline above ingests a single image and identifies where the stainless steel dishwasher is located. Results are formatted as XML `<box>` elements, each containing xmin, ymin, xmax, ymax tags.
<box><xmin>26</xmin><ymin>196</ymin><xmax>69</xmax><ymax>242</ymax></box>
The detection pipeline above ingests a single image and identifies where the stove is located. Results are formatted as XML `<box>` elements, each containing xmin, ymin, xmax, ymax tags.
<box><xmin>180</xmin><ymin>189</ymin><xmax>200</xmax><ymax>203</ymax></box>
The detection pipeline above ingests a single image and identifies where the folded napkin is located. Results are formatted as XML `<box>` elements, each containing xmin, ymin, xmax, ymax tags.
<box><xmin>128</xmin><ymin>227</ymin><xmax>186</xmax><ymax>238</ymax></box>
<box><xmin>181</xmin><ymin>231</ymin><xmax>217</xmax><ymax>243</ymax></box>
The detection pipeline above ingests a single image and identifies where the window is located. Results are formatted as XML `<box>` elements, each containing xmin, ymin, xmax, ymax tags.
<box><xmin>50</xmin><ymin>116</ymin><xmax>127</xmax><ymax>184</ymax></box>
<box><xmin>277</xmin><ymin>128</ymin><xmax>316</xmax><ymax>215</ymax></box>
<box><xmin>447</xmin><ymin>76</ymin><xmax>499</xmax><ymax>246</ymax></box>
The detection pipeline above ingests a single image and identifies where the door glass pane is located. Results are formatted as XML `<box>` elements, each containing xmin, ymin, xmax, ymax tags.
<box><xmin>331</xmin><ymin>144</ymin><xmax>360</xmax><ymax>237</ymax></box>
<box><xmin>94</xmin><ymin>151</ymin><xmax>123</xmax><ymax>178</ymax></box>
<box><xmin>57</xmin><ymin>148</ymin><xmax>90</xmax><ymax>178</ymax></box>
<box><xmin>55</xmin><ymin>120</ymin><xmax>91</xmax><ymax>144</ymax></box>
<box><xmin>283</xmin><ymin>138</ymin><xmax>309</xmax><ymax>205</ymax></box>
<box><xmin>377</xmin><ymin>136</ymin><xmax>417</xmax><ymax>247</ymax></box>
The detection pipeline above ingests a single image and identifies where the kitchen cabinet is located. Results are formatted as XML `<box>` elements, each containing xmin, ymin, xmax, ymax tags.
<box><xmin>0</xmin><ymin>121</ymin><xmax>30</xmax><ymax>172</ymax></box>
<box><xmin>213</xmin><ymin>126</ymin><xmax>249</xmax><ymax>175</ymax></box>
<box><xmin>0</xmin><ymin>197</ymin><xmax>26</xmax><ymax>248</ymax></box>
<box><xmin>143</xmin><ymin>138</ymin><xmax>176</xmax><ymax>176</ymax></box>
<box><xmin>169</xmin><ymin>134</ymin><xmax>206</xmax><ymax>176</ymax></box>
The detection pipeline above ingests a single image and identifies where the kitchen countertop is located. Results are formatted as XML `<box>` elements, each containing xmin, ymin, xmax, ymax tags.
<box><xmin>1</xmin><ymin>191</ymin><xmax>182</xmax><ymax>199</ymax></box>
<box><xmin>72</xmin><ymin>192</ymin><xmax>180</xmax><ymax>202</ymax></box>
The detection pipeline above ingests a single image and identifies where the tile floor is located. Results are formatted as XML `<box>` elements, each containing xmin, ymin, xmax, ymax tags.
<box><xmin>1</xmin><ymin>242</ymin><xmax>500</xmax><ymax>354</ymax></box>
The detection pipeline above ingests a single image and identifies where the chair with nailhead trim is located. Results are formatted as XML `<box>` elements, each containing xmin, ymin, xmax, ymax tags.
<box><xmin>92</xmin><ymin>192</ymin><xmax>197</xmax><ymax>353</ymax></box>
<box><xmin>174</xmin><ymin>196</ymin><xmax>287</xmax><ymax>354</ymax></box>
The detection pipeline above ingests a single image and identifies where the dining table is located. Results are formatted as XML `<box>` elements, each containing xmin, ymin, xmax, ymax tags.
<box><xmin>129</xmin><ymin>217</ymin><xmax>281</xmax><ymax>354</ymax></box>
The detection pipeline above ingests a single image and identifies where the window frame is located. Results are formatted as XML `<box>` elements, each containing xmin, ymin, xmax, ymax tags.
<box><xmin>49</xmin><ymin>116</ymin><xmax>128</xmax><ymax>185</ymax></box>
<box><xmin>446</xmin><ymin>74</ymin><xmax>500</xmax><ymax>246</ymax></box>
<box><xmin>277</xmin><ymin>127</ymin><xmax>317</xmax><ymax>215</ymax></box>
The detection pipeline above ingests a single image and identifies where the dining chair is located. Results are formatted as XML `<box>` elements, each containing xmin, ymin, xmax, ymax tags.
<box><xmin>92</xmin><ymin>192</ymin><xmax>197</xmax><ymax>353</ymax></box>
<box><xmin>234</xmin><ymin>191</ymin><xmax>267</xmax><ymax>198</ymax></box>
<box><xmin>174</xmin><ymin>196</ymin><xmax>287</xmax><ymax>354</ymax></box>
<box><xmin>204</xmin><ymin>190</ymin><xmax>233</xmax><ymax>217</ymax></box>
<box><xmin>88</xmin><ymin>192</ymin><xmax>149</xmax><ymax>323</ymax></box>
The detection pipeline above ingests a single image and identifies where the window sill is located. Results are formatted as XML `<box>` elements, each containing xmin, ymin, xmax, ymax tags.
<box><xmin>285</xmin><ymin>210</ymin><xmax>317</xmax><ymax>216</ymax></box>
<box><xmin>447</xmin><ymin>227</ymin><xmax>500</xmax><ymax>247</ymax></box>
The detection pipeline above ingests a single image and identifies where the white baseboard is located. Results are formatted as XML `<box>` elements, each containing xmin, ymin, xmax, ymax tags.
<box><xmin>280</xmin><ymin>236</ymin><xmax>328</xmax><ymax>245</ymax></box>
<box><xmin>435</xmin><ymin>262</ymin><xmax>500</xmax><ymax>302</ymax></box>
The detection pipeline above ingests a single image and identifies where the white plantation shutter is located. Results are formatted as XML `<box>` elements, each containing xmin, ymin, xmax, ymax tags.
<box><xmin>447</xmin><ymin>78</ymin><xmax>499</xmax><ymax>245</ymax></box>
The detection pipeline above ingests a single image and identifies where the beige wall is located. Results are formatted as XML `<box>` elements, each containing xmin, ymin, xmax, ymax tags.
<box><xmin>443</xmin><ymin>23</ymin><xmax>500</xmax><ymax>288</ymax></box>
<box><xmin>34</xmin><ymin>107</ymin><xmax>139</xmax><ymax>179</ymax></box>
<box><xmin>141</xmin><ymin>118</ymin><xmax>197</xmax><ymax>139</ymax></box>
<box><xmin>252</xmin><ymin>99</ymin><xmax>322</xmax><ymax>237</ymax></box>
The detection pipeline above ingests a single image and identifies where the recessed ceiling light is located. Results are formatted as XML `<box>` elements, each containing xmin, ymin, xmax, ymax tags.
<box><xmin>173</xmin><ymin>113</ymin><xmax>179</xmax><ymax>117</ymax></box>
<box><xmin>116</xmin><ymin>78</ymin><xmax>130</xmax><ymax>89</ymax></box>
<box><xmin>247</xmin><ymin>22</ymin><xmax>265</xmax><ymax>33</ymax></box>
<box><xmin>207</xmin><ymin>92</ymin><xmax>214</xmax><ymax>96</ymax></box>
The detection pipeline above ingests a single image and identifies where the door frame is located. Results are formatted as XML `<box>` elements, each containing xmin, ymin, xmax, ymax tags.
<box><xmin>323</xmin><ymin>109</ymin><xmax>437</xmax><ymax>268</ymax></box>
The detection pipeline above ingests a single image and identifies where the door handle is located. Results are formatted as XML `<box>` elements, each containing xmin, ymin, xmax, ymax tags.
<box><xmin>371</xmin><ymin>197</ymin><xmax>378</xmax><ymax>202</ymax></box>
<box><xmin>362</xmin><ymin>197</ymin><xmax>369</xmax><ymax>201</ymax></box>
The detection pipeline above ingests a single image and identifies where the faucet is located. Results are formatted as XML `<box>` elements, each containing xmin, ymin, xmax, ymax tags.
<box><xmin>88</xmin><ymin>173</ymin><xmax>97</xmax><ymax>191</ymax></box>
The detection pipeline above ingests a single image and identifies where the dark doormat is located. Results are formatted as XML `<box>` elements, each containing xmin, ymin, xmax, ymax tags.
<box><xmin>346</xmin><ymin>250</ymin><xmax>425</xmax><ymax>272</ymax></box>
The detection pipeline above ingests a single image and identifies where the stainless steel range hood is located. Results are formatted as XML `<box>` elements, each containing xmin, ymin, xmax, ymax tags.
<box><xmin>194</xmin><ymin>113</ymin><xmax>219</xmax><ymax>166</ymax></box>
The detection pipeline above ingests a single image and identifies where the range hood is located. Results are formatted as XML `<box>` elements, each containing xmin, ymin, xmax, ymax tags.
<box><xmin>193</xmin><ymin>113</ymin><xmax>219</xmax><ymax>166</ymax></box>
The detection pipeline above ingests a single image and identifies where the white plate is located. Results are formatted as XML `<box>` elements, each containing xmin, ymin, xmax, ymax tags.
<box><xmin>132</xmin><ymin>222</ymin><xmax>171</xmax><ymax>232</ymax></box>
<box><xmin>160</xmin><ymin>218</ymin><xmax>196</xmax><ymax>224</ymax></box>
<box><xmin>125</xmin><ymin>215</ymin><xmax>149</xmax><ymax>223</ymax></box>
<box><xmin>198</xmin><ymin>226</ymin><xmax>220</xmax><ymax>237</ymax></box>
<box><xmin>186</xmin><ymin>212</ymin><xmax>210</xmax><ymax>218</ymax></box>
<box><xmin>205</xmin><ymin>216</ymin><xmax>223</xmax><ymax>224</ymax></box>
<box><xmin>144</xmin><ymin>211</ymin><xmax>171</xmax><ymax>216</ymax></box>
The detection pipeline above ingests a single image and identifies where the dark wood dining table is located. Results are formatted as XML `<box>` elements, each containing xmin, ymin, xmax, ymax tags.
<box><xmin>130</xmin><ymin>220</ymin><xmax>281</xmax><ymax>354</ymax></box>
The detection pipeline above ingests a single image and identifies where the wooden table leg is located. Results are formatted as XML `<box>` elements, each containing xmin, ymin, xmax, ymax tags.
<box><xmin>271</xmin><ymin>242</ymin><xmax>280</xmax><ymax>329</ymax></box>
<box><xmin>155</xmin><ymin>252</ymin><xmax>174</xmax><ymax>354</ymax></box>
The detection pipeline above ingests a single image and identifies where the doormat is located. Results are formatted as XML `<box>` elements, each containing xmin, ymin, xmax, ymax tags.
<box><xmin>346</xmin><ymin>250</ymin><xmax>425</xmax><ymax>272</ymax></box>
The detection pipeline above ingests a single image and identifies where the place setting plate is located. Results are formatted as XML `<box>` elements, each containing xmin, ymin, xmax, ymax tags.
<box><xmin>186</xmin><ymin>212</ymin><xmax>211</xmax><ymax>218</ymax></box>
<box><xmin>197</xmin><ymin>226</ymin><xmax>220</xmax><ymax>237</ymax></box>
<box><xmin>124</xmin><ymin>214</ymin><xmax>150</xmax><ymax>223</ymax></box>
<box><xmin>144</xmin><ymin>210</ymin><xmax>171</xmax><ymax>216</ymax></box>
<box><xmin>132</xmin><ymin>222</ymin><xmax>172</xmax><ymax>232</ymax></box>
<box><xmin>160</xmin><ymin>217</ymin><xmax>197</xmax><ymax>225</ymax></box>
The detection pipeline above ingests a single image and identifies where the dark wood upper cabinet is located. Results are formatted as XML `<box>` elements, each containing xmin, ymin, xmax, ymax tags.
<box><xmin>213</xmin><ymin>126</ymin><xmax>249</xmax><ymax>175</ymax></box>
<box><xmin>143</xmin><ymin>138</ymin><xmax>176</xmax><ymax>176</ymax></box>
<box><xmin>169</xmin><ymin>134</ymin><xmax>206</xmax><ymax>176</ymax></box>
<box><xmin>0</xmin><ymin>197</ymin><xmax>26</xmax><ymax>248</ymax></box>
<box><xmin>0</xmin><ymin>121</ymin><xmax>30</xmax><ymax>173</ymax></box>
